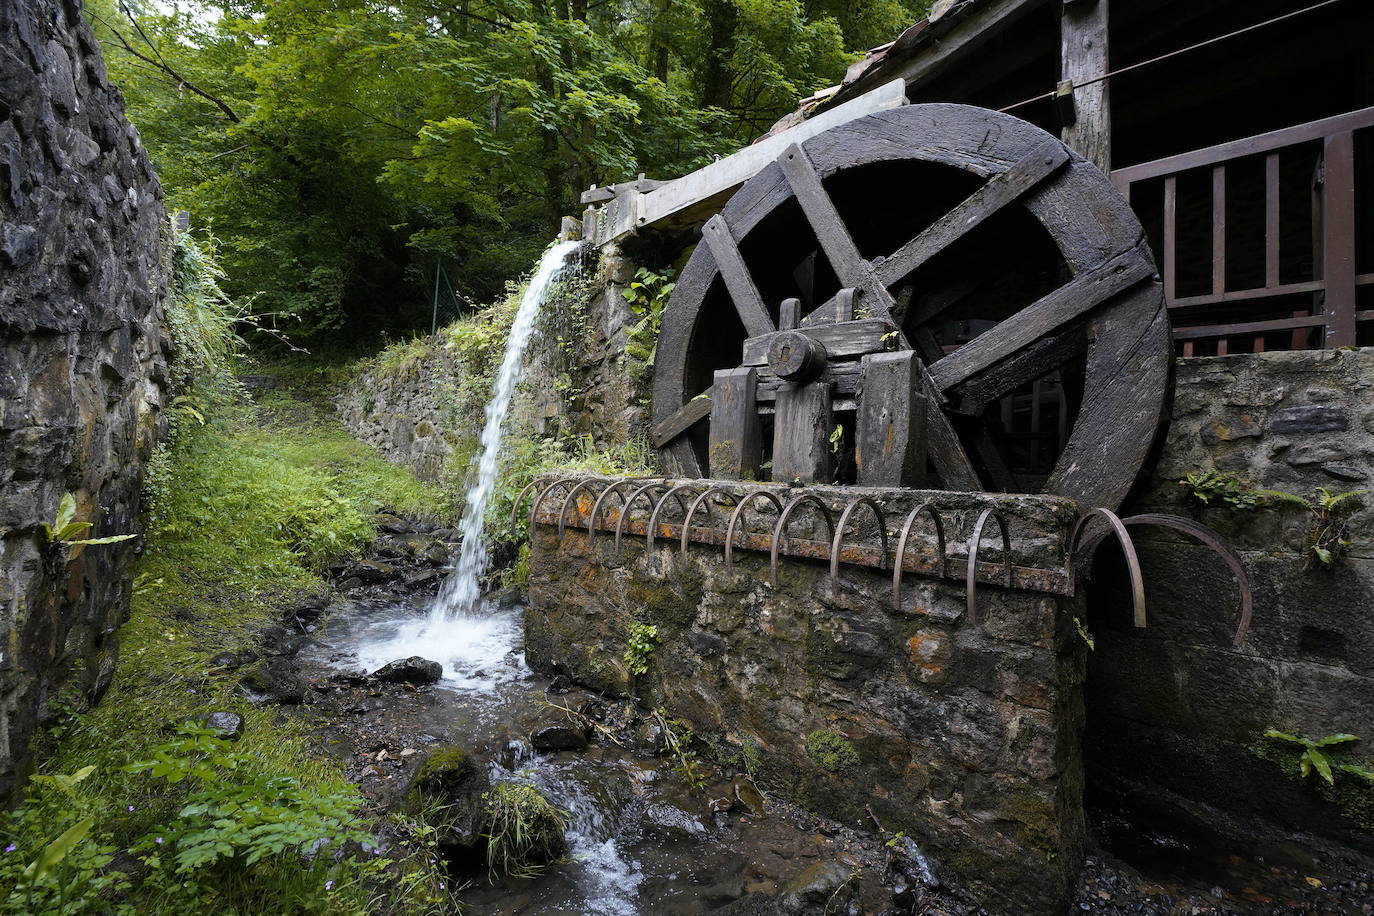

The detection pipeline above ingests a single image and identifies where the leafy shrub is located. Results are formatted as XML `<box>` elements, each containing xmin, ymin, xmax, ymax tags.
<box><xmin>165</xmin><ymin>228</ymin><xmax>243</xmax><ymax>388</ymax></box>
<box><xmin>624</xmin><ymin>621</ymin><xmax>660</xmax><ymax>676</ymax></box>
<box><xmin>1179</xmin><ymin>469</ymin><xmax>1264</xmax><ymax>511</ymax></box>
<box><xmin>1262</xmin><ymin>729</ymin><xmax>1374</xmax><ymax>785</ymax></box>
<box><xmin>1254</xmin><ymin>487</ymin><xmax>1367</xmax><ymax>568</ymax></box>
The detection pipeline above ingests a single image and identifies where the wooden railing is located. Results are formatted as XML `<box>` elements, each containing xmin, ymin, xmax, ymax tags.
<box><xmin>1113</xmin><ymin>106</ymin><xmax>1373</xmax><ymax>355</ymax></box>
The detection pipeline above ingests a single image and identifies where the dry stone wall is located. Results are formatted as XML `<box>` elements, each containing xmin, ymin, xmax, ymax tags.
<box><xmin>525</xmin><ymin>481</ymin><xmax>1088</xmax><ymax>916</ymax></box>
<box><xmin>1088</xmin><ymin>348</ymin><xmax>1374</xmax><ymax>851</ymax></box>
<box><xmin>0</xmin><ymin>0</ymin><xmax>168</xmax><ymax>801</ymax></box>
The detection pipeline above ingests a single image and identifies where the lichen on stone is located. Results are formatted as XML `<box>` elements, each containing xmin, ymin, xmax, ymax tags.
<box><xmin>806</xmin><ymin>729</ymin><xmax>860</xmax><ymax>774</ymax></box>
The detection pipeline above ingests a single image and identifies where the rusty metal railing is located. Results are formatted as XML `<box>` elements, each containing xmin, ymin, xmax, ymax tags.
<box><xmin>514</xmin><ymin>474</ymin><xmax>1253</xmax><ymax>644</ymax></box>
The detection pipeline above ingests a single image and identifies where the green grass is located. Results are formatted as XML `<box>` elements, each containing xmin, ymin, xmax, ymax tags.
<box><xmin>1</xmin><ymin>382</ymin><xmax>456</xmax><ymax>915</ymax></box>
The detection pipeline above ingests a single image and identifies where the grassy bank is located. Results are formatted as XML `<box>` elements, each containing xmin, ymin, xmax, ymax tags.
<box><xmin>1</xmin><ymin>382</ymin><xmax>456</xmax><ymax>915</ymax></box>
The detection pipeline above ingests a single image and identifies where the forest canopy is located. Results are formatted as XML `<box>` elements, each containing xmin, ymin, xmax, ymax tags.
<box><xmin>86</xmin><ymin>0</ymin><xmax>931</xmax><ymax>345</ymax></box>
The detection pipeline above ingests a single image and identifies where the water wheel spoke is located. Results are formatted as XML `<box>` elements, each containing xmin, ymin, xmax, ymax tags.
<box><xmin>777</xmin><ymin>143</ymin><xmax>898</xmax><ymax>328</ymax></box>
<box><xmin>948</xmin><ymin>327</ymin><xmax>1090</xmax><ymax>415</ymax></box>
<box><xmin>876</xmin><ymin>139</ymin><xmax>1071</xmax><ymax>287</ymax></box>
<box><xmin>701</xmin><ymin>215</ymin><xmax>775</xmax><ymax>339</ymax></box>
<box><xmin>649</xmin><ymin>391</ymin><xmax>714</xmax><ymax>448</ymax></box>
<box><xmin>928</xmin><ymin>245</ymin><xmax>1154</xmax><ymax>392</ymax></box>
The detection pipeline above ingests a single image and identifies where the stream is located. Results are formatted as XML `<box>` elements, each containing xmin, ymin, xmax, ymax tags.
<box><xmin>300</xmin><ymin>593</ymin><xmax>890</xmax><ymax>915</ymax></box>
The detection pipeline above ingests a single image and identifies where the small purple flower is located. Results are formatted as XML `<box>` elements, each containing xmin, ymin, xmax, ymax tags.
<box><xmin>325</xmin><ymin>880</ymin><xmax>334</xmax><ymax>891</ymax></box>
<box><xmin>155</xmin><ymin>837</ymin><xmax>163</xmax><ymax>845</ymax></box>
<box><xmin>127</xmin><ymin>806</ymin><xmax>135</xmax><ymax>812</ymax></box>
<box><xmin>4</xmin><ymin>844</ymin><xmax>15</xmax><ymax>853</ymax></box>
<box><xmin>439</xmin><ymin>883</ymin><xmax>445</xmax><ymax>890</ymax></box>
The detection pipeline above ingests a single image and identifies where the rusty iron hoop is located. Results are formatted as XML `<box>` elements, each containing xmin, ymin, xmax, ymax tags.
<box><xmin>647</xmin><ymin>483</ymin><xmax>705</xmax><ymax>551</ymax></box>
<box><xmin>829</xmin><ymin>497</ymin><xmax>890</xmax><ymax>598</ymax></box>
<box><xmin>529</xmin><ymin>477</ymin><xmax>580</xmax><ymax>538</ymax></box>
<box><xmin>680</xmin><ymin>486</ymin><xmax>740</xmax><ymax>555</ymax></box>
<box><xmin>1069</xmin><ymin>508</ymin><xmax>1147</xmax><ymax>628</ymax></box>
<box><xmin>724</xmin><ymin>490</ymin><xmax>786</xmax><ymax>573</ymax></box>
<box><xmin>614</xmin><ymin>482</ymin><xmax>675</xmax><ymax>550</ymax></box>
<box><xmin>1123</xmin><ymin>513</ymin><xmax>1254</xmax><ymax>646</ymax></box>
<box><xmin>586</xmin><ymin>478</ymin><xmax>653</xmax><ymax>542</ymax></box>
<box><xmin>770</xmin><ymin>494</ymin><xmax>836</xmax><ymax>588</ymax></box>
<box><xmin>510</xmin><ymin>480</ymin><xmax>544</xmax><ymax>533</ymax></box>
<box><xmin>966</xmin><ymin>508</ymin><xmax>1013</xmax><ymax>625</ymax></box>
<box><xmin>891</xmin><ymin>502</ymin><xmax>947</xmax><ymax>610</ymax></box>
<box><xmin>557</xmin><ymin>479</ymin><xmax>608</xmax><ymax>537</ymax></box>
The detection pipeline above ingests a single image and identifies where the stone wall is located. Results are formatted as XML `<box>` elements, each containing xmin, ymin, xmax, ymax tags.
<box><xmin>525</xmin><ymin>481</ymin><xmax>1088</xmax><ymax>915</ymax></box>
<box><xmin>1086</xmin><ymin>349</ymin><xmax>1374</xmax><ymax>852</ymax></box>
<box><xmin>336</xmin><ymin>244</ymin><xmax>649</xmax><ymax>483</ymax></box>
<box><xmin>0</xmin><ymin>0</ymin><xmax>168</xmax><ymax>800</ymax></box>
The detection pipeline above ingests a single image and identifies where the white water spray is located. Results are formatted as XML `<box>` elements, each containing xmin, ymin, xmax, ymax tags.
<box><xmin>429</xmin><ymin>239</ymin><xmax>583</xmax><ymax>622</ymax></box>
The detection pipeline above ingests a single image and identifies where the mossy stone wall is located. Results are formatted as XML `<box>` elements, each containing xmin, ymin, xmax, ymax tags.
<box><xmin>525</xmin><ymin>485</ymin><xmax>1086</xmax><ymax>916</ymax></box>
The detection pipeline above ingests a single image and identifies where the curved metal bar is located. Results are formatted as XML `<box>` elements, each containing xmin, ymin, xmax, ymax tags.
<box><xmin>529</xmin><ymin>477</ymin><xmax>580</xmax><ymax>538</ymax></box>
<box><xmin>646</xmin><ymin>483</ymin><xmax>703</xmax><ymax>551</ymax></box>
<box><xmin>891</xmin><ymin>502</ymin><xmax>947</xmax><ymax>610</ymax></box>
<box><xmin>680</xmin><ymin>486</ymin><xmax>739</xmax><ymax>555</ymax></box>
<box><xmin>769</xmin><ymin>494</ymin><xmax>836</xmax><ymax>588</ymax></box>
<box><xmin>510</xmin><ymin>480</ymin><xmax>543</xmax><ymax>533</ymax></box>
<box><xmin>724</xmin><ymin>490</ymin><xmax>785</xmax><ymax>574</ymax></box>
<box><xmin>586</xmin><ymin>478</ymin><xmax>649</xmax><ymax>541</ymax></box>
<box><xmin>829</xmin><ymin>497</ymin><xmax>890</xmax><ymax>597</ymax></box>
<box><xmin>965</xmin><ymin>508</ymin><xmax>1012</xmax><ymax>625</ymax></box>
<box><xmin>1123</xmin><ymin>513</ymin><xmax>1255</xmax><ymax>647</ymax></box>
<box><xmin>557</xmin><ymin>479</ymin><xmax>607</xmax><ymax>537</ymax></box>
<box><xmin>614</xmin><ymin>482</ymin><xmax>673</xmax><ymax>550</ymax></box>
<box><xmin>1069</xmin><ymin>508</ymin><xmax>1147</xmax><ymax>629</ymax></box>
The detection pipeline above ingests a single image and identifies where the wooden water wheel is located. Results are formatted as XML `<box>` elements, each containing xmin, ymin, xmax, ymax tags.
<box><xmin>649</xmin><ymin>103</ymin><xmax>1171</xmax><ymax>511</ymax></box>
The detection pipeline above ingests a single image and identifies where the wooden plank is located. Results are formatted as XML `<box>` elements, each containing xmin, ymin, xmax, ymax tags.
<box><xmin>1163</xmin><ymin>176</ymin><xmax>1177</xmax><ymax>301</ymax></box>
<box><xmin>1322</xmin><ymin>131</ymin><xmax>1358</xmax><ymax>347</ymax></box>
<box><xmin>779</xmin><ymin>298</ymin><xmax>801</xmax><ymax>331</ymax></box>
<box><xmin>1169</xmin><ymin>280</ymin><xmax>1323</xmax><ymax>310</ymax></box>
<box><xmin>855</xmin><ymin>352</ymin><xmax>927</xmax><ymax>487</ymax></box>
<box><xmin>777</xmin><ymin>143</ymin><xmax>897</xmax><ymax>323</ymax></box>
<box><xmin>876</xmin><ymin>140</ymin><xmax>1069</xmax><ymax>287</ymax></box>
<box><xmin>741</xmin><ymin>318</ymin><xmax>895</xmax><ymax>365</ymax></box>
<box><xmin>756</xmin><ymin>361</ymin><xmax>863</xmax><ymax>401</ymax></box>
<box><xmin>950</xmin><ymin>328</ymin><xmax>1090</xmax><ymax>415</ymax></box>
<box><xmin>930</xmin><ymin>246</ymin><xmax>1155</xmax><ymax>392</ymax></box>
<box><xmin>772</xmin><ymin>384</ymin><xmax>833</xmax><ymax>485</ymax></box>
<box><xmin>1060</xmin><ymin>0</ymin><xmax>1110</xmax><ymax>171</ymax></box>
<box><xmin>1265</xmin><ymin>153</ymin><xmax>1281</xmax><ymax>288</ymax></box>
<box><xmin>701</xmin><ymin>215</ymin><xmax>776</xmax><ymax>339</ymax></box>
<box><xmin>1212</xmin><ymin>166</ymin><xmax>1226</xmax><ymax>296</ymax></box>
<box><xmin>1173</xmin><ymin>314</ymin><xmax>1327</xmax><ymax>340</ymax></box>
<box><xmin>708</xmin><ymin>368</ymin><xmax>763</xmax><ymax>480</ymax></box>
<box><xmin>592</xmin><ymin>79</ymin><xmax>907</xmax><ymax>242</ymax></box>
<box><xmin>649</xmin><ymin>392</ymin><xmax>713</xmax><ymax>448</ymax></box>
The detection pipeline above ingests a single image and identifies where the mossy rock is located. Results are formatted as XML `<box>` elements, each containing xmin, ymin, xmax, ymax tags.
<box><xmin>407</xmin><ymin>744</ymin><xmax>490</xmax><ymax>858</ymax></box>
<box><xmin>481</xmin><ymin>781</ymin><xmax>569</xmax><ymax>877</ymax></box>
<box><xmin>411</xmin><ymin>745</ymin><xmax>473</xmax><ymax>797</ymax></box>
<box><xmin>806</xmin><ymin>729</ymin><xmax>860</xmax><ymax>774</ymax></box>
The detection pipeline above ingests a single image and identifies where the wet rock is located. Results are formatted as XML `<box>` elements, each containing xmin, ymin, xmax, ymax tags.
<box><xmin>343</xmin><ymin>559</ymin><xmax>401</xmax><ymax>584</ymax></box>
<box><xmin>374</xmin><ymin>514</ymin><xmax>412</xmax><ymax>534</ymax></box>
<box><xmin>778</xmin><ymin>861</ymin><xmax>858</xmax><ymax>916</ymax></box>
<box><xmin>239</xmin><ymin>658</ymin><xmax>306</xmax><ymax>705</ymax></box>
<box><xmin>208</xmin><ymin>651</ymin><xmax>243</xmax><ymax>670</ymax></box>
<box><xmin>373</xmin><ymin>656</ymin><xmax>442</xmax><ymax>685</ymax></box>
<box><xmin>196</xmin><ymin>711</ymin><xmax>245</xmax><ymax>741</ymax></box>
<box><xmin>530</xmin><ymin>724</ymin><xmax>588</xmax><ymax>753</ymax></box>
<box><xmin>339</xmin><ymin>577</ymin><xmax>364</xmax><ymax>591</ymax></box>
<box><xmin>711</xmin><ymin>893</ymin><xmax>784</xmax><ymax>915</ymax></box>
<box><xmin>632</xmin><ymin>719</ymin><xmax>666</xmax><ymax>756</ymax></box>
<box><xmin>733</xmin><ymin>777</ymin><xmax>766</xmax><ymax>816</ymax></box>
<box><xmin>422</xmin><ymin>542</ymin><xmax>451</xmax><ymax>566</ymax></box>
<box><xmin>1268</xmin><ymin>405</ymin><xmax>1349</xmax><ymax>434</ymax></box>
<box><xmin>407</xmin><ymin>745</ymin><xmax>491</xmax><ymax>853</ymax></box>
<box><xmin>404</xmin><ymin>568</ymin><xmax>441</xmax><ymax>588</ymax></box>
<box><xmin>688</xmin><ymin>630</ymin><xmax>727</xmax><ymax>657</ymax></box>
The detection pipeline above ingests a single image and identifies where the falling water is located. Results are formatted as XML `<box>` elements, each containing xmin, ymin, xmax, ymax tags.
<box><xmin>429</xmin><ymin>239</ymin><xmax>583</xmax><ymax>622</ymax></box>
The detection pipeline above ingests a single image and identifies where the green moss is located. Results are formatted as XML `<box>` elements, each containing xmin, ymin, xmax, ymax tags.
<box><xmin>806</xmin><ymin>729</ymin><xmax>860</xmax><ymax>774</ymax></box>
<box><xmin>413</xmin><ymin>746</ymin><xmax>472</xmax><ymax>792</ymax></box>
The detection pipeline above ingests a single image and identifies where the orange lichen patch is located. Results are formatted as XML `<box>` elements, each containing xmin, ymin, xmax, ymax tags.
<box><xmin>907</xmin><ymin>629</ymin><xmax>950</xmax><ymax>679</ymax></box>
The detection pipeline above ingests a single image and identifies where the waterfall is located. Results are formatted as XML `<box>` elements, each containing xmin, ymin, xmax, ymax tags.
<box><xmin>429</xmin><ymin>239</ymin><xmax>583</xmax><ymax>622</ymax></box>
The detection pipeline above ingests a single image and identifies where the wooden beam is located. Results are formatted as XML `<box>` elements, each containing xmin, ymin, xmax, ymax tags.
<box><xmin>772</xmin><ymin>384</ymin><xmax>833</xmax><ymax>485</ymax></box>
<box><xmin>855</xmin><ymin>352</ymin><xmax>928</xmax><ymax>488</ymax></box>
<box><xmin>1060</xmin><ymin>0</ymin><xmax>1110</xmax><ymax>172</ymax></box>
<box><xmin>649</xmin><ymin>393</ymin><xmax>713</xmax><ymax>448</ymax></box>
<box><xmin>708</xmin><ymin>368</ymin><xmax>764</xmax><ymax>480</ymax></box>
<box><xmin>741</xmin><ymin>318</ymin><xmax>894</xmax><ymax>366</ymax></box>
<box><xmin>701</xmin><ymin>215</ymin><xmax>776</xmax><ymax>339</ymax></box>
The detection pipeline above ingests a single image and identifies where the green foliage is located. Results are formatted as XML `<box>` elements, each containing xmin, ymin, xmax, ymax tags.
<box><xmin>480</xmin><ymin>782</ymin><xmax>568</xmax><ymax>878</ymax></box>
<box><xmin>806</xmin><ymin>729</ymin><xmax>859</xmax><ymax>774</ymax></box>
<box><xmin>87</xmin><ymin>0</ymin><xmax>928</xmax><ymax>344</ymax></box>
<box><xmin>625</xmin><ymin>621</ymin><xmax>661</xmax><ymax>676</ymax></box>
<box><xmin>1263</xmin><ymin>729</ymin><xmax>1371</xmax><ymax>786</ymax></box>
<box><xmin>622</xmin><ymin>266</ymin><xmax>675</xmax><ymax>397</ymax></box>
<box><xmin>165</xmin><ymin>228</ymin><xmax>245</xmax><ymax>387</ymax></box>
<box><xmin>1073</xmin><ymin>616</ymin><xmax>1095</xmax><ymax>651</ymax></box>
<box><xmin>1254</xmin><ymin>486</ymin><xmax>1367</xmax><ymax>568</ymax></box>
<box><xmin>127</xmin><ymin>724</ymin><xmax>370</xmax><ymax>874</ymax></box>
<box><xmin>654</xmin><ymin>709</ymin><xmax>708</xmax><ymax>792</ymax></box>
<box><xmin>40</xmin><ymin>493</ymin><xmax>136</xmax><ymax>548</ymax></box>
<box><xmin>1179</xmin><ymin>469</ymin><xmax>1265</xmax><ymax>511</ymax></box>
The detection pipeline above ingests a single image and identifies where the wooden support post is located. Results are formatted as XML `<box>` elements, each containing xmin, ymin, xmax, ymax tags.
<box><xmin>772</xmin><ymin>383</ymin><xmax>833</xmax><ymax>484</ymax></box>
<box><xmin>1322</xmin><ymin>131</ymin><xmax>1358</xmax><ymax>347</ymax></box>
<box><xmin>855</xmin><ymin>352</ymin><xmax>928</xmax><ymax>487</ymax></box>
<box><xmin>1060</xmin><ymin>0</ymin><xmax>1110</xmax><ymax>172</ymax></box>
<box><xmin>708</xmin><ymin>368</ymin><xmax>763</xmax><ymax>480</ymax></box>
